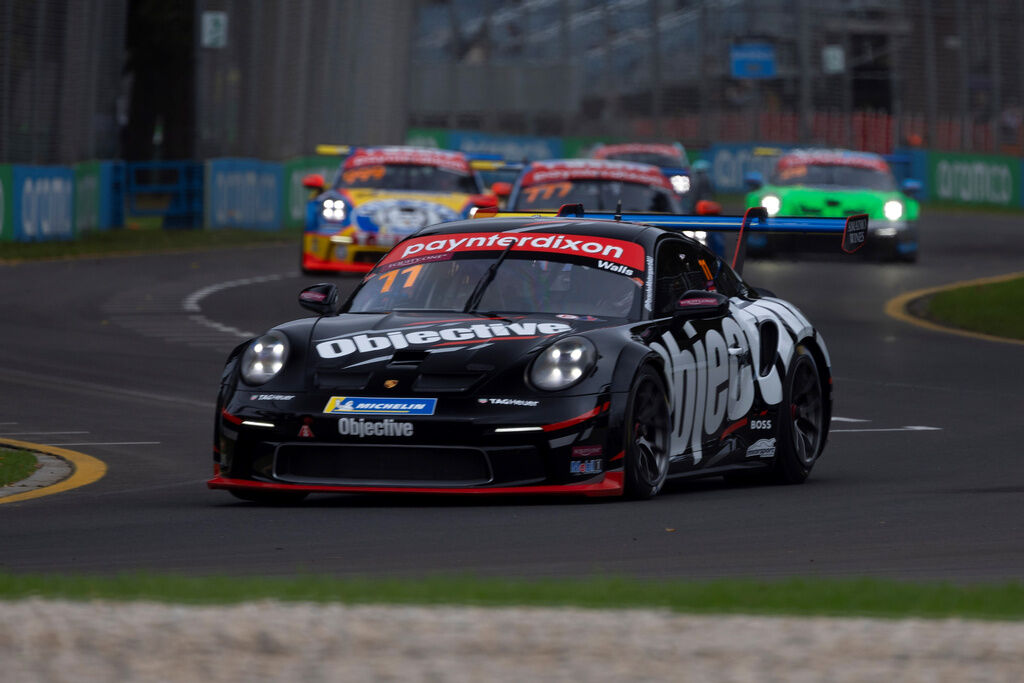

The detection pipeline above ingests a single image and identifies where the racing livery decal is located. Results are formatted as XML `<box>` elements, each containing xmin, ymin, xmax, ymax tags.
<box><xmin>323</xmin><ymin>397</ymin><xmax>438</xmax><ymax>415</ymax></box>
<box><xmin>377</xmin><ymin>232</ymin><xmax>645</xmax><ymax>272</ymax></box>
<box><xmin>316</xmin><ymin>321</ymin><xmax>572</xmax><ymax>359</ymax></box>
<box><xmin>650</xmin><ymin>298</ymin><xmax>807</xmax><ymax>464</ymax></box>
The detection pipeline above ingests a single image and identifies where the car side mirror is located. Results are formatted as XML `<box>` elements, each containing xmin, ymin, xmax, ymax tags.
<box><xmin>491</xmin><ymin>181</ymin><xmax>512</xmax><ymax>198</ymax></box>
<box><xmin>673</xmin><ymin>290</ymin><xmax>729</xmax><ymax>319</ymax></box>
<box><xmin>901</xmin><ymin>178</ymin><xmax>922</xmax><ymax>197</ymax></box>
<box><xmin>299</xmin><ymin>283</ymin><xmax>339</xmax><ymax>316</ymax></box>
<box><xmin>470</xmin><ymin>193</ymin><xmax>499</xmax><ymax>209</ymax></box>
<box><xmin>302</xmin><ymin>173</ymin><xmax>326</xmax><ymax>193</ymax></box>
<box><xmin>695</xmin><ymin>199</ymin><xmax>721</xmax><ymax>216</ymax></box>
<box><xmin>744</xmin><ymin>171</ymin><xmax>764</xmax><ymax>190</ymax></box>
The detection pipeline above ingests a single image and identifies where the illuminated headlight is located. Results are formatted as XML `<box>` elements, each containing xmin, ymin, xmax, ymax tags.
<box><xmin>321</xmin><ymin>198</ymin><xmax>347</xmax><ymax>221</ymax></box>
<box><xmin>883</xmin><ymin>200</ymin><xmax>904</xmax><ymax>221</ymax></box>
<box><xmin>682</xmin><ymin>230</ymin><xmax>708</xmax><ymax>245</ymax></box>
<box><xmin>240</xmin><ymin>331</ymin><xmax>290</xmax><ymax>385</ymax></box>
<box><xmin>760</xmin><ymin>195</ymin><xmax>781</xmax><ymax>216</ymax></box>
<box><xmin>670</xmin><ymin>175</ymin><xmax>691</xmax><ymax>193</ymax></box>
<box><xmin>528</xmin><ymin>337</ymin><xmax>597</xmax><ymax>391</ymax></box>
<box><xmin>874</xmin><ymin>226</ymin><xmax>898</xmax><ymax>237</ymax></box>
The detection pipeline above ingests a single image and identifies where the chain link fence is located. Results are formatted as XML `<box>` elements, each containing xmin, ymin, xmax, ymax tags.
<box><xmin>409</xmin><ymin>0</ymin><xmax>1024</xmax><ymax>155</ymax></box>
<box><xmin>0</xmin><ymin>0</ymin><xmax>126</xmax><ymax>164</ymax></box>
<box><xmin>4</xmin><ymin>0</ymin><xmax>1024</xmax><ymax>164</ymax></box>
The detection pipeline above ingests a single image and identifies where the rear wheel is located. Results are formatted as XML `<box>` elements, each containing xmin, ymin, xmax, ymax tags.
<box><xmin>773</xmin><ymin>345</ymin><xmax>826</xmax><ymax>484</ymax></box>
<box><xmin>623</xmin><ymin>366</ymin><xmax>672</xmax><ymax>499</ymax></box>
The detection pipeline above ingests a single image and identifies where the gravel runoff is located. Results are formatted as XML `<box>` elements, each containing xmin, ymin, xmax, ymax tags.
<box><xmin>2</xmin><ymin>600</ymin><xmax>1023</xmax><ymax>682</ymax></box>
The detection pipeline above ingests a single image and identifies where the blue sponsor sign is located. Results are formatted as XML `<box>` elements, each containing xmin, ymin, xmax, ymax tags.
<box><xmin>11</xmin><ymin>166</ymin><xmax>75</xmax><ymax>241</ymax></box>
<box><xmin>205</xmin><ymin>158</ymin><xmax>283</xmax><ymax>230</ymax></box>
<box><xmin>731</xmin><ymin>43</ymin><xmax>777</xmax><ymax>79</ymax></box>
<box><xmin>323</xmin><ymin>397</ymin><xmax>438</xmax><ymax>415</ymax></box>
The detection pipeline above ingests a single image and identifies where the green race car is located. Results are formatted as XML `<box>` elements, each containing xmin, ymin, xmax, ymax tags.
<box><xmin>744</xmin><ymin>149</ymin><xmax>920</xmax><ymax>262</ymax></box>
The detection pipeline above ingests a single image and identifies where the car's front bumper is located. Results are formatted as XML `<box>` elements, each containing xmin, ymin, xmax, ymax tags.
<box><xmin>209</xmin><ymin>393</ymin><xmax>627</xmax><ymax>497</ymax></box>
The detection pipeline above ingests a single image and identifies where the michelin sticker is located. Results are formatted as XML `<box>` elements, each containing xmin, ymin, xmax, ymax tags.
<box><xmin>324</xmin><ymin>397</ymin><xmax>437</xmax><ymax>415</ymax></box>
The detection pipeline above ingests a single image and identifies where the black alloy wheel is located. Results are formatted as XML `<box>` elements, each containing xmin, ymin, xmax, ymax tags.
<box><xmin>624</xmin><ymin>366</ymin><xmax>672</xmax><ymax>499</ymax></box>
<box><xmin>773</xmin><ymin>344</ymin><xmax>826</xmax><ymax>483</ymax></box>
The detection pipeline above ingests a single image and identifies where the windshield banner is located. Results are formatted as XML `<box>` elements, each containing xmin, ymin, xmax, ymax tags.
<box><xmin>376</xmin><ymin>231</ymin><xmax>646</xmax><ymax>272</ymax></box>
<box><xmin>346</xmin><ymin>147</ymin><xmax>471</xmax><ymax>174</ymax></box>
<box><xmin>521</xmin><ymin>160</ymin><xmax>669</xmax><ymax>188</ymax></box>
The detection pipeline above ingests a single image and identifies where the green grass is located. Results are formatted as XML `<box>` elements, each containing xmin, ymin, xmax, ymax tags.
<box><xmin>926</xmin><ymin>276</ymin><xmax>1024</xmax><ymax>340</ymax></box>
<box><xmin>1</xmin><ymin>572</ymin><xmax>1022</xmax><ymax>620</ymax></box>
<box><xmin>0</xmin><ymin>226</ymin><xmax>300</xmax><ymax>262</ymax></box>
<box><xmin>0</xmin><ymin>449</ymin><xmax>38</xmax><ymax>486</ymax></box>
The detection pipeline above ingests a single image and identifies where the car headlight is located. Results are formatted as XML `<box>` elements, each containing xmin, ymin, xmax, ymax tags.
<box><xmin>883</xmin><ymin>200</ymin><xmax>903</xmax><ymax>221</ymax></box>
<box><xmin>528</xmin><ymin>336</ymin><xmax>597</xmax><ymax>391</ymax></box>
<box><xmin>670</xmin><ymin>174</ymin><xmax>691</xmax><ymax>194</ymax></box>
<box><xmin>321</xmin><ymin>198</ymin><xmax>347</xmax><ymax>221</ymax></box>
<box><xmin>760</xmin><ymin>195</ymin><xmax>781</xmax><ymax>216</ymax></box>
<box><xmin>240</xmin><ymin>331</ymin><xmax>290</xmax><ymax>385</ymax></box>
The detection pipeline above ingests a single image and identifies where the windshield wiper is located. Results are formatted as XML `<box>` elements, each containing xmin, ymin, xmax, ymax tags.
<box><xmin>463</xmin><ymin>237</ymin><xmax>517</xmax><ymax>314</ymax></box>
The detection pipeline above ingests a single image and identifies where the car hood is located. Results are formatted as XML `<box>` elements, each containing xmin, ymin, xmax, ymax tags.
<box><xmin>340</xmin><ymin>189</ymin><xmax>474</xmax><ymax>240</ymax></box>
<box><xmin>305</xmin><ymin>311</ymin><xmax>610</xmax><ymax>395</ymax></box>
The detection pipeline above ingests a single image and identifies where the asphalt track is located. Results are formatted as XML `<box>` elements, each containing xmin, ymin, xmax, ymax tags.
<box><xmin>1</xmin><ymin>211</ymin><xmax>1022</xmax><ymax>581</ymax></box>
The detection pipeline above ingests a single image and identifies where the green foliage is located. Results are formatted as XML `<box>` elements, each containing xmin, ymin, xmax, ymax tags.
<box><xmin>0</xmin><ymin>572</ymin><xmax>1022</xmax><ymax>620</ymax></box>
<box><xmin>927</xmin><ymin>277</ymin><xmax>1024</xmax><ymax>340</ymax></box>
<box><xmin>0</xmin><ymin>449</ymin><xmax>37</xmax><ymax>487</ymax></box>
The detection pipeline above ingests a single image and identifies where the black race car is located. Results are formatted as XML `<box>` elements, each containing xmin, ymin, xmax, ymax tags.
<box><xmin>208</xmin><ymin>208</ymin><xmax>867</xmax><ymax>502</ymax></box>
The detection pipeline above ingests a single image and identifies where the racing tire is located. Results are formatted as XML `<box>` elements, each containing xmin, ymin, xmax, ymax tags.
<box><xmin>229</xmin><ymin>489</ymin><xmax>309</xmax><ymax>505</ymax></box>
<box><xmin>623</xmin><ymin>366</ymin><xmax>672</xmax><ymax>499</ymax></box>
<box><xmin>772</xmin><ymin>344</ymin><xmax>826</xmax><ymax>484</ymax></box>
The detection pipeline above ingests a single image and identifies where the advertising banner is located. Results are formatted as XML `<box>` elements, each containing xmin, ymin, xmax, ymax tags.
<box><xmin>283</xmin><ymin>156</ymin><xmax>338</xmax><ymax>229</ymax></box>
<box><xmin>205</xmin><ymin>159</ymin><xmax>283</xmax><ymax>230</ymax></box>
<box><xmin>74</xmin><ymin>161</ymin><xmax>124</xmax><ymax>232</ymax></box>
<box><xmin>10</xmin><ymin>166</ymin><xmax>75</xmax><ymax>241</ymax></box>
<box><xmin>405</xmin><ymin>128</ymin><xmax>450</xmax><ymax>149</ymax></box>
<box><xmin>0</xmin><ymin>165</ymin><xmax>11</xmax><ymax>242</ymax></box>
<box><xmin>708</xmin><ymin>144</ymin><xmax>794</xmax><ymax>193</ymax></box>
<box><xmin>928</xmin><ymin>151</ymin><xmax>1021</xmax><ymax>207</ymax></box>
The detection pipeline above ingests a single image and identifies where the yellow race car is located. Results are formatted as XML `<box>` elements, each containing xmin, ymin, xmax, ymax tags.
<box><xmin>301</xmin><ymin>146</ymin><xmax>499</xmax><ymax>273</ymax></box>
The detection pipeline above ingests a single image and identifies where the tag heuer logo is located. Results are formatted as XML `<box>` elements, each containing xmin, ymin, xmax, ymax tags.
<box><xmin>384</xmin><ymin>379</ymin><xmax>399</xmax><ymax>389</ymax></box>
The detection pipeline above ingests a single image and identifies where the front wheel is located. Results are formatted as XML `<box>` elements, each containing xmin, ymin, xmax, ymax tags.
<box><xmin>772</xmin><ymin>345</ymin><xmax>827</xmax><ymax>484</ymax></box>
<box><xmin>623</xmin><ymin>366</ymin><xmax>672</xmax><ymax>499</ymax></box>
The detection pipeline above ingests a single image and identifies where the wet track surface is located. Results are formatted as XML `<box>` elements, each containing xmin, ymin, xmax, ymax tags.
<box><xmin>1</xmin><ymin>211</ymin><xmax>1023</xmax><ymax>580</ymax></box>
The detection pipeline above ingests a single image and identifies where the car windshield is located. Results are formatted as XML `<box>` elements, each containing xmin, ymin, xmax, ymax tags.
<box><xmin>512</xmin><ymin>180</ymin><xmax>681</xmax><ymax>212</ymax></box>
<box><xmin>335</xmin><ymin>163</ymin><xmax>481</xmax><ymax>194</ymax></box>
<box><xmin>347</xmin><ymin>253</ymin><xmax>642</xmax><ymax>319</ymax></box>
<box><xmin>772</xmin><ymin>163</ymin><xmax>896</xmax><ymax>191</ymax></box>
<box><xmin>605</xmin><ymin>152</ymin><xmax>682</xmax><ymax>168</ymax></box>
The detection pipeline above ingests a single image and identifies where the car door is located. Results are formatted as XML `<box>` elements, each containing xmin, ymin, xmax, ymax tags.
<box><xmin>647</xmin><ymin>236</ymin><xmax>746</xmax><ymax>471</ymax></box>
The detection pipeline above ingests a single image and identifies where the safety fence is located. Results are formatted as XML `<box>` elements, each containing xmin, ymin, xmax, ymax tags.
<box><xmin>1</xmin><ymin>144</ymin><xmax>1021</xmax><ymax>243</ymax></box>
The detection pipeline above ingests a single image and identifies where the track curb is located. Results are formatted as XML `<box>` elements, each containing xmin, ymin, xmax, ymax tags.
<box><xmin>0</xmin><ymin>438</ymin><xmax>107</xmax><ymax>504</ymax></box>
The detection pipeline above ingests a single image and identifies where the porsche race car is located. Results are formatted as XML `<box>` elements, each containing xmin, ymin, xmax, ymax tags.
<box><xmin>301</xmin><ymin>146</ymin><xmax>499</xmax><ymax>273</ymax></box>
<box><xmin>590</xmin><ymin>142</ymin><xmax>716</xmax><ymax>210</ymax></box>
<box><xmin>208</xmin><ymin>207</ymin><xmax>868</xmax><ymax>503</ymax></box>
<box><xmin>744</xmin><ymin>148</ymin><xmax>920</xmax><ymax>261</ymax></box>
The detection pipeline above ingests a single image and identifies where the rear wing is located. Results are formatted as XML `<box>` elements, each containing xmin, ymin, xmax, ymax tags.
<box><xmin>473</xmin><ymin>206</ymin><xmax>868</xmax><ymax>275</ymax></box>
